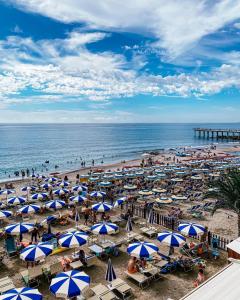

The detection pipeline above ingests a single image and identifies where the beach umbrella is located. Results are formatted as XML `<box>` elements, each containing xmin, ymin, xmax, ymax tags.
<box><xmin>36</xmin><ymin>174</ymin><xmax>46</xmax><ymax>180</ymax></box>
<box><xmin>50</xmin><ymin>270</ymin><xmax>90</xmax><ymax>298</ymax></box>
<box><xmin>18</xmin><ymin>204</ymin><xmax>40</xmax><ymax>215</ymax></box>
<box><xmin>69</xmin><ymin>195</ymin><xmax>87</xmax><ymax>204</ymax></box>
<box><xmin>41</xmin><ymin>183</ymin><xmax>53</xmax><ymax>189</ymax></box>
<box><xmin>75</xmin><ymin>211</ymin><xmax>80</xmax><ymax>225</ymax></box>
<box><xmin>91</xmin><ymin>222</ymin><xmax>118</xmax><ymax>235</ymax></box>
<box><xmin>72</xmin><ymin>185</ymin><xmax>88</xmax><ymax>192</ymax></box>
<box><xmin>147</xmin><ymin>209</ymin><xmax>155</xmax><ymax>225</ymax></box>
<box><xmin>0</xmin><ymin>202</ymin><xmax>6</xmax><ymax>209</ymax></box>
<box><xmin>20</xmin><ymin>242</ymin><xmax>53</xmax><ymax>262</ymax></box>
<box><xmin>45</xmin><ymin>200</ymin><xmax>65</xmax><ymax>210</ymax></box>
<box><xmin>99</xmin><ymin>181</ymin><xmax>112</xmax><ymax>187</ymax></box>
<box><xmin>105</xmin><ymin>258</ymin><xmax>116</xmax><ymax>282</ymax></box>
<box><xmin>21</xmin><ymin>186</ymin><xmax>37</xmax><ymax>192</ymax></box>
<box><xmin>178</xmin><ymin>222</ymin><xmax>206</xmax><ymax>237</ymax></box>
<box><xmin>157</xmin><ymin>231</ymin><xmax>186</xmax><ymax>247</ymax></box>
<box><xmin>124</xmin><ymin>185</ymin><xmax>137</xmax><ymax>190</ymax></box>
<box><xmin>31</xmin><ymin>193</ymin><xmax>48</xmax><ymax>201</ymax></box>
<box><xmin>91</xmin><ymin>202</ymin><xmax>112</xmax><ymax>212</ymax></box>
<box><xmin>5</xmin><ymin>223</ymin><xmax>35</xmax><ymax>235</ymax></box>
<box><xmin>58</xmin><ymin>181</ymin><xmax>70</xmax><ymax>187</ymax></box>
<box><xmin>46</xmin><ymin>177</ymin><xmax>58</xmax><ymax>183</ymax></box>
<box><xmin>114</xmin><ymin>197</ymin><xmax>126</xmax><ymax>208</ymax></box>
<box><xmin>0</xmin><ymin>210</ymin><xmax>12</xmax><ymax>220</ymax></box>
<box><xmin>0</xmin><ymin>189</ymin><xmax>15</xmax><ymax>196</ymax></box>
<box><xmin>7</xmin><ymin>196</ymin><xmax>26</xmax><ymax>206</ymax></box>
<box><xmin>0</xmin><ymin>287</ymin><xmax>42</xmax><ymax>300</ymax></box>
<box><xmin>59</xmin><ymin>231</ymin><xmax>88</xmax><ymax>248</ymax></box>
<box><xmin>126</xmin><ymin>216</ymin><xmax>133</xmax><ymax>232</ymax></box>
<box><xmin>41</xmin><ymin>215</ymin><xmax>57</xmax><ymax>225</ymax></box>
<box><xmin>53</xmin><ymin>189</ymin><xmax>69</xmax><ymax>196</ymax></box>
<box><xmin>90</xmin><ymin>191</ymin><xmax>106</xmax><ymax>198</ymax></box>
<box><xmin>127</xmin><ymin>241</ymin><xmax>159</xmax><ymax>258</ymax></box>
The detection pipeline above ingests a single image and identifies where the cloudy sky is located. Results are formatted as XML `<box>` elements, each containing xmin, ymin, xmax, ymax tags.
<box><xmin>1</xmin><ymin>0</ymin><xmax>240</xmax><ymax>123</ymax></box>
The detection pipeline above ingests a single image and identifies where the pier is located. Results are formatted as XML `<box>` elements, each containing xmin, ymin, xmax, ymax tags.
<box><xmin>194</xmin><ymin>128</ymin><xmax>240</xmax><ymax>140</ymax></box>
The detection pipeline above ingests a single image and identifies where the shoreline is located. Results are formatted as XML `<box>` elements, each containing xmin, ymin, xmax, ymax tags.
<box><xmin>1</xmin><ymin>142</ymin><xmax>240</xmax><ymax>187</ymax></box>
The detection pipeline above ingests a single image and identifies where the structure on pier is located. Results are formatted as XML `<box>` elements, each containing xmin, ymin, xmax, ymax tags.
<box><xmin>194</xmin><ymin>128</ymin><xmax>240</xmax><ymax>140</ymax></box>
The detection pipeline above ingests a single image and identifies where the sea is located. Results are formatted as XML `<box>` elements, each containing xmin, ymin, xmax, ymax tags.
<box><xmin>0</xmin><ymin>123</ymin><xmax>239</xmax><ymax>181</ymax></box>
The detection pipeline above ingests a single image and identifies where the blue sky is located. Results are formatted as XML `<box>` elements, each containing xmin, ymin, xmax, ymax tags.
<box><xmin>0</xmin><ymin>0</ymin><xmax>240</xmax><ymax>123</ymax></box>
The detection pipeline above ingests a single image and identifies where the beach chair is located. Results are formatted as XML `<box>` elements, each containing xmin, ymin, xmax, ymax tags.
<box><xmin>21</xmin><ymin>265</ymin><xmax>43</xmax><ymax>287</ymax></box>
<box><xmin>91</xmin><ymin>283</ymin><xmax>118</xmax><ymax>300</ymax></box>
<box><xmin>45</xmin><ymin>261</ymin><xmax>62</xmax><ymax>281</ymax></box>
<box><xmin>124</xmin><ymin>271</ymin><xmax>149</xmax><ymax>289</ymax></box>
<box><xmin>108</xmin><ymin>278</ymin><xmax>134</xmax><ymax>300</ymax></box>
<box><xmin>0</xmin><ymin>277</ymin><xmax>15</xmax><ymax>294</ymax></box>
<box><xmin>85</xmin><ymin>254</ymin><xmax>98</xmax><ymax>267</ymax></box>
<box><xmin>187</xmin><ymin>205</ymin><xmax>201</xmax><ymax>213</ymax></box>
<box><xmin>4</xmin><ymin>236</ymin><xmax>17</xmax><ymax>257</ymax></box>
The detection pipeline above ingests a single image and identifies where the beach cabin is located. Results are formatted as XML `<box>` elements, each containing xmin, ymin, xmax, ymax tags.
<box><xmin>180</xmin><ymin>261</ymin><xmax>240</xmax><ymax>300</ymax></box>
<box><xmin>227</xmin><ymin>237</ymin><xmax>240</xmax><ymax>259</ymax></box>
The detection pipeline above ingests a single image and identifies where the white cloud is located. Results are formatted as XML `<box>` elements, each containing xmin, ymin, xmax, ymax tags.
<box><xmin>7</xmin><ymin>0</ymin><xmax>240</xmax><ymax>58</ymax></box>
<box><xmin>1</xmin><ymin>31</ymin><xmax>240</xmax><ymax>107</ymax></box>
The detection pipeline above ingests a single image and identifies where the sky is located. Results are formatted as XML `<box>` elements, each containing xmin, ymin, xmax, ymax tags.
<box><xmin>0</xmin><ymin>0</ymin><xmax>240</xmax><ymax>123</ymax></box>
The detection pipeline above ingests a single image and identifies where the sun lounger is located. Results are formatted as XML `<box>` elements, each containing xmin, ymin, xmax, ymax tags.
<box><xmin>91</xmin><ymin>283</ymin><xmax>118</xmax><ymax>300</ymax></box>
<box><xmin>124</xmin><ymin>271</ymin><xmax>149</xmax><ymax>289</ymax></box>
<box><xmin>20</xmin><ymin>265</ymin><xmax>43</xmax><ymax>287</ymax></box>
<box><xmin>0</xmin><ymin>277</ymin><xmax>15</xmax><ymax>294</ymax></box>
<box><xmin>4</xmin><ymin>236</ymin><xmax>17</xmax><ymax>257</ymax></box>
<box><xmin>108</xmin><ymin>278</ymin><xmax>133</xmax><ymax>300</ymax></box>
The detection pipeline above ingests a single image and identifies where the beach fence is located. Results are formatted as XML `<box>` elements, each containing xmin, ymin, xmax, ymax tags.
<box><xmin>124</xmin><ymin>203</ymin><xmax>231</xmax><ymax>251</ymax></box>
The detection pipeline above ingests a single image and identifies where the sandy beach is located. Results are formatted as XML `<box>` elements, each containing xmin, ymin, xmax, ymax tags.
<box><xmin>0</xmin><ymin>143</ymin><xmax>239</xmax><ymax>300</ymax></box>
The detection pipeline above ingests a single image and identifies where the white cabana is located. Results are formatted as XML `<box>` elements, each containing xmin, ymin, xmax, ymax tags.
<box><xmin>180</xmin><ymin>262</ymin><xmax>240</xmax><ymax>300</ymax></box>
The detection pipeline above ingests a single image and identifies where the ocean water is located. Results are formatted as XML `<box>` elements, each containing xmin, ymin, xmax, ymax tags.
<box><xmin>0</xmin><ymin>123</ymin><xmax>239</xmax><ymax>181</ymax></box>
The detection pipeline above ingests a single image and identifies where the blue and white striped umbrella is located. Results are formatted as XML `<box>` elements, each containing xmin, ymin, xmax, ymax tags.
<box><xmin>0</xmin><ymin>210</ymin><xmax>12</xmax><ymax>220</ymax></box>
<box><xmin>5</xmin><ymin>223</ymin><xmax>35</xmax><ymax>234</ymax></box>
<box><xmin>20</xmin><ymin>242</ymin><xmax>53</xmax><ymax>261</ymax></box>
<box><xmin>58</xmin><ymin>181</ymin><xmax>70</xmax><ymax>188</ymax></box>
<box><xmin>0</xmin><ymin>189</ymin><xmax>15</xmax><ymax>195</ymax></box>
<box><xmin>72</xmin><ymin>185</ymin><xmax>88</xmax><ymax>192</ymax></box>
<box><xmin>21</xmin><ymin>186</ymin><xmax>37</xmax><ymax>192</ymax></box>
<box><xmin>50</xmin><ymin>270</ymin><xmax>90</xmax><ymax>298</ymax></box>
<box><xmin>114</xmin><ymin>197</ymin><xmax>126</xmax><ymax>208</ymax></box>
<box><xmin>91</xmin><ymin>222</ymin><xmax>118</xmax><ymax>235</ymax></box>
<box><xmin>147</xmin><ymin>209</ymin><xmax>155</xmax><ymax>225</ymax></box>
<box><xmin>7</xmin><ymin>197</ymin><xmax>26</xmax><ymax>206</ymax></box>
<box><xmin>18</xmin><ymin>204</ymin><xmax>41</xmax><ymax>214</ymax></box>
<box><xmin>69</xmin><ymin>195</ymin><xmax>87</xmax><ymax>204</ymax></box>
<box><xmin>127</xmin><ymin>242</ymin><xmax>159</xmax><ymax>258</ymax></box>
<box><xmin>0</xmin><ymin>287</ymin><xmax>42</xmax><ymax>300</ymax></box>
<box><xmin>91</xmin><ymin>202</ymin><xmax>112</xmax><ymax>212</ymax></box>
<box><xmin>53</xmin><ymin>189</ymin><xmax>69</xmax><ymax>196</ymax></box>
<box><xmin>75</xmin><ymin>211</ymin><xmax>80</xmax><ymax>223</ymax></box>
<box><xmin>178</xmin><ymin>222</ymin><xmax>206</xmax><ymax>237</ymax></box>
<box><xmin>59</xmin><ymin>231</ymin><xmax>88</xmax><ymax>248</ymax></box>
<box><xmin>46</xmin><ymin>177</ymin><xmax>58</xmax><ymax>183</ymax></box>
<box><xmin>126</xmin><ymin>216</ymin><xmax>133</xmax><ymax>232</ymax></box>
<box><xmin>157</xmin><ymin>231</ymin><xmax>186</xmax><ymax>247</ymax></box>
<box><xmin>36</xmin><ymin>174</ymin><xmax>46</xmax><ymax>180</ymax></box>
<box><xmin>41</xmin><ymin>215</ymin><xmax>57</xmax><ymax>224</ymax></box>
<box><xmin>41</xmin><ymin>183</ymin><xmax>53</xmax><ymax>189</ymax></box>
<box><xmin>0</xmin><ymin>202</ymin><xmax>6</xmax><ymax>209</ymax></box>
<box><xmin>31</xmin><ymin>193</ymin><xmax>48</xmax><ymax>201</ymax></box>
<box><xmin>45</xmin><ymin>200</ymin><xmax>66</xmax><ymax>210</ymax></box>
<box><xmin>105</xmin><ymin>258</ymin><xmax>116</xmax><ymax>282</ymax></box>
<box><xmin>90</xmin><ymin>191</ymin><xmax>106</xmax><ymax>198</ymax></box>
